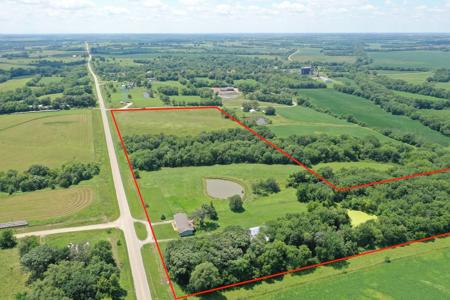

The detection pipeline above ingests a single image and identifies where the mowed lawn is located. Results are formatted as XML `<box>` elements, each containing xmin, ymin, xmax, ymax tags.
<box><xmin>0</xmin><ymin>109</ymin><xmax>94</xmax><ymax>171</ymax></box>
<box><xmin>299</xmin><ymin>89</ymin><xmax>450</xmax><ymax>146</ymax></box>
<box><xmin>270</xmin><ymin>106</ymin><xmax>394</xmax><ymax>143</ymax></box>
<box><xmin>0</xmin><ymin>110</ymin><xmax>119</xmax><ymax>230</ymax></box>
<box><xmin>114</xmin><ymin>108</ymin><xmax>240</xmax><ymax>137</ymax></box>
<box><xmin>369</xmin><ymin>50</ymin><xmax>450</xmax><ymax>69</ymax></box>
<box><xmin>130</xmin><ymin>164</ymin><xmax>304</xmax><ymax>230</ymax></box>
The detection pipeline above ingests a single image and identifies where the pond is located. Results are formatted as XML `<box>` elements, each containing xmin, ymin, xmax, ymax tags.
<box><xmin>205</xmin><ymin>178</ymin><xmax>244</xmax><ymax>199</ymax></box>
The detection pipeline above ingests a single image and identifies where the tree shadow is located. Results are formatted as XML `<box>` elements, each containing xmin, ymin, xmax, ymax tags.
<box><xmin>199</xmin><ymin>221</ymin><xmax>220</xmax><ymax>232</ymax></box>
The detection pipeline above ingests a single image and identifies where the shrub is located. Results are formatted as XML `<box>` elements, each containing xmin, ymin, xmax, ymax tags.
<box><xmin>229</xmin><ymin>195</ymin><xmax>244</xmax><ymax>212</ymax></box>
<box><xmin>0</xmin><ymin>229</ymin><xmax>17</xmax><ymax>249</ymax></box>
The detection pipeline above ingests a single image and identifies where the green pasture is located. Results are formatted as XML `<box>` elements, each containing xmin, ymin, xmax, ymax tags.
<box><xmin>290</xmin><ymin>47</ymin><xmax>355</xmax><ymax>63</ymax></box>
<box><xmin>369</xmin><ymin>50</ymin><xmax>450</xmax><ymax>69</ymax></box>
<box><xmin>0</xmin><ymin>76</ymin><xmax>33</xmax><ymax>92</ymax></box>
<box><xmin>42</xmin><ymin>229</ymin><xmax>136</xmax><ymax>300</ymax></box>
<box><xmin>376</xmin><ymin>70</ymin><xmax>432</xmax><ymax>84</ymax></box>
<box><xmin>270</xmin><ymin>106</ymin><xmax>394</xmax><ymax>142</ymax></box>
<box><xmin>298</xmin><ymin>89</ymin><xmax>450</xmax><ymax>146</ymax></box>
<box><xmin>114</xmin><ymin>108</ymin><xmax>239</xmax><ymax>137</ymax></box>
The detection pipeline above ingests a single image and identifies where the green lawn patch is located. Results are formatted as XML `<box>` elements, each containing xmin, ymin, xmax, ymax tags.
<box><xmin>153</xmin><ymin>223</ymin><xmax>179</xmax><ymax>240</ymax></box>
<box><xmin>0</xmin><ymin>76</ymin><xmax>33</xmax><ymax>92</ymax></box>
<box><xmin>347</xmin><ymin>210</ymin><xmax>377</xmax><ymax>227</ymax></box>
<box><xmin>134</xmin><ymin>222</ymin><xmax>148</xmax><ymax>241</ymax></box>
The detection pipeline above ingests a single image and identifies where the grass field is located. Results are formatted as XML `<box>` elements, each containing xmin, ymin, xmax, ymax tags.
<box><xmin>298</xmin><ymin>89</ymin><xmax>450</xmax><ymax>146</ymax></box>
<box><xmin>114</xmin><ymin>109</ymin><xmax>239</xmax><ymax>137</ymax></box>
<box><xmin>0</xmin><ymin>109</ymin><xmax>94</xmax><ymax>170</ymax></box>
<box><xmin>435</xmin><ymin>82</ymin><xmax>450</xmax><ymax>91</ymax></box>
<box><xmin>107</xmin><ymin>85</ymin><xmax>164</xmax><ymax>108</ymax></box>
<box><xmin>0</xmin><ymin>76</ymin><xmax>33</xmax><ymax>92</ymax></box>
<box><xmin>314</xmin><ymin>161</ymin><xmax>395</xmax><ymax>172</ymax></box>
<box><xmin>376</xmin><ymin>70</ymin><xmax>432</xmax><ymax>84</ymax></box>
<box><xmin>0</xmin><ymin>248</ymin><xmax>28</xmax><ymax>299</ymax></box>
<box><xmin>42</xmin><ymin>229</ymin><xmax>136</xmax><ymax>300</ymax></box>
<box><xmin>0</xmin><ymin>109</ymin><xmax>119</xmax><ymax>231</ymax></box>
<box><xmin>270</xmin><ymin>106</ymin><xmax>395</xmax><ymax>142</ymax></box>
<box><xmin>369</xmin><ymin>50</ymin><xmax>450</xmax><ymax>69</ymax></box>
<box><xmin>290</xmin><ymin>48</ymin><xmax>355</xmax><ymax>63</ymax></box>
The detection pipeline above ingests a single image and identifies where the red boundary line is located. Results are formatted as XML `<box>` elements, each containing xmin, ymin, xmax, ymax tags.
<box><xmin>110</xmin><ymin>106</ymin><xmax>450</xmax><ymax>299</ymax></box>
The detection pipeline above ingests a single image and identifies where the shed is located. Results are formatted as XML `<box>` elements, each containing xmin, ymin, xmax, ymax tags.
<box><xmin>0</xmin><ymin>220</ymin><xmax>28</xmax><ymax>229</ymax></box>
<box><xmin>173</xmin><ymin>213</ymin><xmax>195</xmax><ymax>237</ymax></box>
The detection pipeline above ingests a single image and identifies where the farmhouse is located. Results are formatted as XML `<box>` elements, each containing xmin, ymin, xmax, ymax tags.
<box><xmin>173</xmin><ymin>213</ymin><xmax>195</xmax><ymax>237</ymax></box>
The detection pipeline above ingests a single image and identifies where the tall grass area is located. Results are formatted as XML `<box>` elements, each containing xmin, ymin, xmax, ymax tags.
<box><xmin>299</xmin><ymin>89</ymin><xmax>450</xmax><ymax>146</ymax></box>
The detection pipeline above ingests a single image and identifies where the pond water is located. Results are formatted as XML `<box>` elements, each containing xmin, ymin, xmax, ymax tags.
<box><xmin>205</xmin><ymin>178</ymin><xmax>244</xmax><ymax>199</ymax></box>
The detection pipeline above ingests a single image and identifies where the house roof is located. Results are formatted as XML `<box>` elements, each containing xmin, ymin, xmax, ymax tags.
<box><xmin>174</xmin><ymin>213</ymin><xmax>194</xmax><ymax>233</ymax></box>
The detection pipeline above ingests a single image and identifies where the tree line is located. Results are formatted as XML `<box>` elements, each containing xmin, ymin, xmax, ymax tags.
<box><xmin>0</xmin><ymin>162</ymin><xmax>100</xmax><ymax>194</ymax></box>
<box><xmin>123</xmin><ymin>129</ymin><xmax>410</xmax><ymax>172</ymax></box>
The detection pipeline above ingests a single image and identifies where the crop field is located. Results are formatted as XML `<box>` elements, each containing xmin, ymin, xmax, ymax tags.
<box><xmin>0</xmin><ymin>109</ymin><xmax>94</xmax><ymax>170</ymax></box>
<box><xmin>298</xmin><ymin>89</ymin><xmax>450</xmax><ymax>146</ymax></box>
<box><xmin>0</xmin><ymin>110</ymin><xmax>118</xmax><ymax>230</ymax></box>
<box><xmin>270</xmin><ymin>106</ymin><xmax>395</xmax><ymax>142</ymax></box>
<box><xmin>0</xmin><ymin>187</ymin><xmax>93</xmax><ymax>224</ymax></box>
<box><xmin>290</xmin><ymin>48</ymin><xmax>355</xmax><ymax>63</ymax></box>
<box><xmin>376</xmin><ymin>70</ymin><xmax>432</xmax><ymax>84</ymax></box>
<box><xmin>369</xmin><ymin>50</ymin><xmax>450</xmax><ymax>69</ymax></box>
<box><xmin>113</xmin><ymin>109</ymin><xmax>239</xmax><ymax>136</ymax></box>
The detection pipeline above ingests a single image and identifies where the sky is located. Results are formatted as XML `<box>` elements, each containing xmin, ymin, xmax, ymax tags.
<box><xmin>1</xmin><ymin>0</ymin><xmax>450</xmax><ymax>34</ymax></box>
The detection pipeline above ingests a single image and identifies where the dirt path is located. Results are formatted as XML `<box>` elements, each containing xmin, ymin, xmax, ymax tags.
<box><xmin>288</xmin><ymin>49</ymin><xmax>299</xmax><ymax>61</ymax></box>
<box><xmin>86</xmin><ymin>43</ymin><xmax>152</xmax><ymax>300</ymax></box>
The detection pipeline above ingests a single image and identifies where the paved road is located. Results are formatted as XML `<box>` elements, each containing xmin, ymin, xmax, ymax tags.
<box><xmin>15</xmin><ymin>222</ymin><xmax>119</xmax><ymax>238</ymax></box>
<box><xmin>86</xmin><ymin>43</ymin><xmax>152</xmax><ymax>300</ymax></box>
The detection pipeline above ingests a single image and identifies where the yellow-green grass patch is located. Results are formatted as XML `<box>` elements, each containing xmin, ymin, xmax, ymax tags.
<box><xmin>348</xmin><ymin>210</ymin><xmax>378</xmax><ymax>227</ymax></box>
<box><xmin>314</xmin><ymin>161</ymin><xmax>395</xmax><ymax>172</ymax></box>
